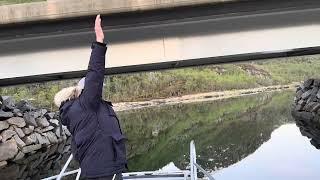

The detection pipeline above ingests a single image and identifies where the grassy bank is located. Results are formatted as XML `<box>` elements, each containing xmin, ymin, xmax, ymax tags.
<box><xmin>1</xmin><ymin>55</ymin><xmax>319</xmax><ymax>110</ymax></box>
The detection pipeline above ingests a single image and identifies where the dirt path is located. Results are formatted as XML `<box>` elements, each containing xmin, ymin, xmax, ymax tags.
<box><xmin>113</xmin><ymin>83</ymin><xmax>299</xmax><ymax>112</ymax></box>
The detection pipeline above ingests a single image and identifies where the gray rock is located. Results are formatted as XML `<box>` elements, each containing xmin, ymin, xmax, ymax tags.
<box><xmin>23</xmin><ymin>133</ymin><xmax>38</xmax><ymax>145</ymax></box>
<box><xmin>0</xmin><ymin>96</ymin><xmax>2</xmax><ymax>109</ymax></box>
<box><xmin>49</xmin><ymin>119</ymin><xmax>59</xmax><ymax>127</ymax></box>
<box><xmin>13</xmin><ymin>126</ymin><xmax>25</xmax><ymax>138</ymax></box>
<box><xmin>0</xmin><ymin>164</ymin><xmax>19</xmax><ymax>180</ymax></box>
<box><xmin>44</xmin><ymin>131</ymin><xmax>58</xmax><ymax>144</ymax></box>
<box><xmin>0</xmin><ymin>139</ymin><xmax>18</xmax><ymax>161</ymax></box>
<box><xmin>312</xmin><ymin>103</ymin><xmax>320</xmax><ymax>112</ymax></box>
<box><xmin>16</xmin><ymin>100</ymin><xmax>35</xmax><ymax>112</ymax></box>
<box><xmin>35</xmin><ymin>133</ymin><xmax>50</xmax><ymax>145</ymax></box>
<box><xmin>302</xmin><ymin>89</ymin><xmax>313</xmax><ymax>100</ymax></box>
<box><xmin>62</xmin><ymin>126</ymin><xmax>71</xmax><ymax>136</ymax></box>
<box><xmin>0</xmin><ymin>121</ymin><xmax>9</xmax><ymax>131</ymax></box>
<box><xmin>62</xmin><ymin>145</ymin><xmax>71</xmax><ymax>154</ymax></box>
<box><xmin>53</xmin><ymin>112</ymin><xmax>60</xmax><ymax>119</ymax></box>
<box><xmin>45</xmin><ymin>112</ymin><xmax>55</xmax><ymax>120</ymax></box>
<box><xmin>36</xmin><ymin>126</ymin><xmax>54</xmax><ymax>133</ymax></box>
<box><xmin>1</xmin><ymin>130</ymin><xmax>16</xmax><ymax>142</ymax></box>
<box><xmin>12</xmin><ymin>109</ymin><xmax>23</xmax><ymax>117</ymax></box>
<box><xmin>303</xmin><ymin>79</ymin><xmax>314</xmax><ymax>88</ymax></box>
<box><xmin>57</xmin><ymin>143</ymin><xmax>65</xmax><ymax>154</ymax></box>
<box><xmin>15</xmin><ymin>112</ymin><xmax>23</xmax><ymax>117</ymax></box>
<box><xmin>0</xmin><ymin>161</ymin><xmax>7</xmax><ymax>168</ymax></box>
<box><xmin>40</xmin><ymin>109</ymin><xmax>48</xmax><ymax>116</ymax></box>
<box><xmin>2</xmin><ymin>96</ymin><xmax>15</xmax><ymax>111</ymax></box>
<box><xmin>22</xmin><ymin>126</ymin><xmax>34</xmax><ymax>135</ymax></box>
<box><xmin>36</xmin><ymin>117</ymin><xmax>50</xmax><ymax>128</ymax></box>
<box><xmin>314</xmin><ymin>79</ymin><xmax>320</xmax><ymax>87</ymax></box>
<box><xmin>54</xmin><ymin>127</ymin><xmax>61</xmax><ymax>138</ymax></box>
<box><xmin>13</xmin><ymin>151</ymin><xmax>25</xmax><ymax>162</ymax></box>
<box><xmin>0</xmin><ymin>110</ymin><xmax>13</xmax><ymax>121</ymax></box>
<box><xmin>304</xmin><ymin>102</ymin><xmax>317</xmax><ymax>112</ymax></box>
<box><xmin>13</xmin><ymin>135</ymin><xmax>26</xmax><ymax>149</ymax></box>
<box><xmin>7</xmin><ymin>117</ymin><xmax>26</xmax><ymax>128</ymax></box>
<box><xmin>22</xmin><ymin>144</ymin><xmax>42</xmax><ymax>154</ymax></box>
<box><xmin>23</xmin><ymin>112</ymin><xmax>38</xmax><ymax>127</ymax></box>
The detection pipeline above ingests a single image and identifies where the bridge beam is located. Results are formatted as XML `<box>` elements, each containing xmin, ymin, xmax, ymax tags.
<box><xmin>1</xmin><ymin>0</ymin><xmax>320</xmax><ymax>86</ymax></box>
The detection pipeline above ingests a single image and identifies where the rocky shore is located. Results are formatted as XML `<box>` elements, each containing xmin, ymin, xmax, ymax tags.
<box><xmin>0</xmin><ymin>95</ymin><xmax>72</xmax><ymax>179</ymax></box>
<box><xmin>292</xmin><ymin>79</ymin><xmax>320</xmax><ymax>149</ymax></box>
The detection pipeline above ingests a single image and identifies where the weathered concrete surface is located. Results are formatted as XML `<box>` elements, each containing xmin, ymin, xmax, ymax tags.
<box><xmin>0</xmin><ymin>0</ymin><xmax>235</xmax><ymax>24</ymax></box>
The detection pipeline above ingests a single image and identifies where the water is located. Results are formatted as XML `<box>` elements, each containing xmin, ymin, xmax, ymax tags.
<box><xmin>2</xmin><ymin>90</ymin><xmax>320</xmax><ymax>179</ymax></box>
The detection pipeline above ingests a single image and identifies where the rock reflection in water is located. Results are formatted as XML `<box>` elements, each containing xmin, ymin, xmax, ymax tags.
<box><xmin>0</xmin><ymin>138</ymin><xmax>78</xmax><ymax>180</ymax></box>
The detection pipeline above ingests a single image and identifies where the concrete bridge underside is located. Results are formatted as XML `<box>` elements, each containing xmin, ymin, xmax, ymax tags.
<box><xmin>1</xmin><ymin>0</ymin><xmax>320</xmax><ymax>86</ymax></box>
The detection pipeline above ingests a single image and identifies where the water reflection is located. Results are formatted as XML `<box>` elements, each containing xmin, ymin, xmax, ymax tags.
<box><xmin>3</xmin><ymin>90</ymin><xmax>319</xmax><ymax>179</ymax></box>
<box><xmin>119</xmin><ymin>91</ymin><xmax>294</xmax><ymax>172</ymax></box>
<box><xmin>214</xmin><ymin>124</ymin><xmax>320</xmax><ymax>180</ymax></box>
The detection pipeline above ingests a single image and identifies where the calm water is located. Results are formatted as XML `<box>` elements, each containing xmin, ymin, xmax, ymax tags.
<box><xmin>2</xmin><ymin>90</ymin><xmax>320</xmax><ymax>179</ymax></box>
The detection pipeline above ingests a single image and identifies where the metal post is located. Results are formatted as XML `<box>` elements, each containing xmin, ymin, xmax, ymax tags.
<box><xmin>75</xmin><ymin>169</ymin><xmax>82</xmax><ymax>180</ymax></box>
<box><xmin>190</xmin><ymin>141</ymin><xmax>197</xmax><ymax>180</ymax></box>
<box><xmin>57</xmin><ymin>154</ymin><xmax>73</xmax><ymax>180</ymax></box>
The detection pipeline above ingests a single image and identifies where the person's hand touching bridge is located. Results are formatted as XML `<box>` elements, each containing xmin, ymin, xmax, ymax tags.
<box><xmin>95</xmin><ymin>14</ymin><xmax>104</xmax><ymax>43</ymax></box>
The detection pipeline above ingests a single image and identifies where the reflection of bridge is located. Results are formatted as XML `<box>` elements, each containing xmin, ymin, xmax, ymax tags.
<box><xmin>2</xmin><ymin>0</ymin><xmax>320</xmax><ymax>86</ymax></box>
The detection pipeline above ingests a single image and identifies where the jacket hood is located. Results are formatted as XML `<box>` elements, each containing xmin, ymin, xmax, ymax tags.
<box><xmin>54</xmin><ymin>86</ymin><xmax>82</xmax><ymax>108</ymax></box>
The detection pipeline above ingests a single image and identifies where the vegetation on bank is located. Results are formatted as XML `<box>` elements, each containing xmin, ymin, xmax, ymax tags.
<box><xmin>1</xmin><ymin>55</ymin><xmax>320</xmax><ymax>110</ymax></box>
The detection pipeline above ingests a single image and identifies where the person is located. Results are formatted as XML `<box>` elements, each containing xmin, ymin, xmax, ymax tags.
<box><xmin>54</xmin><ymin>15</ymin><xmax>127</xmax><ymax>180</ymax></box>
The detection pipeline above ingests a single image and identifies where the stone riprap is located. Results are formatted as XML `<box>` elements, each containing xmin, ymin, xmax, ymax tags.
<box><xmin>292</xmin><ymin>79</ymin><xmax>320</xmax><ymax>149</ymax></box>
<box><xmin>0</xmin><ymin>95</ymin><xmax>72</xmax><ymax>179</ymax></box>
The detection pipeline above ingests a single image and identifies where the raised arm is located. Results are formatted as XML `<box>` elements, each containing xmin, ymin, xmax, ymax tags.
<box><xmin>80</xmin><ymin>15</ymin><xmax>106</xmax><ymax>110</ymax></box>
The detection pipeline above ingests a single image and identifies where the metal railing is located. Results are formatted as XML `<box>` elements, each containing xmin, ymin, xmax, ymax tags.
<box><xmin>42</xmin><ymin>141</ymin><xmax>215</xmax><ymax>180</ymax></box>
<box><xmin>190</xmin><ymin>141</ymin><xmax>215</xmax><ymax>180</ymax></box>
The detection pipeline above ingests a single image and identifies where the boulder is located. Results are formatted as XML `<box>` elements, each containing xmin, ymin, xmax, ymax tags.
<box><xmin>49</xmin><ymin>119</ymin><xmax>59</xmax><ymax>127</ymax></box>
<box><xmin>2</xmin><ymin>96</ymin><xmax>15</xmax><ymax>111</ymax></box>
<box><xmin>0</xmin><ymin>121</ymin><xmax>9</xmax><ymax>131</ymax></box>
<box><xmin>36</xmin><ymin>117</ymin><xmax>49</xmax><ymax>128</ymax></box>
<box><xmin>23</xmin><ymin>133</ymin><xmax>38</xmax><ymax>145</ymax></box>
<box><xmin>62</xmin><ymin>126</ymin><xmax>71</xmax><ymax>136</ymax></box>
<box><xmin>22</xmin><ymin>126</ymin><xmax>34</xmax><ymax>135</ymax></box>
<box><xmin>12</xmin><ymin>151</ymin><xmax>25</xmax><ymax>162</ymax></box>
<box><xmin>16</xmin><ymin>100</ymin><xmax>35</xmax><ymax>112</ymax></box>
<box><xmin>22</xmin><ymin>144</ymin><xmax>42</xmax><ymax>154</ymax></box>
<box><xmin>13</xmin><ymin>135</ymin><xmax>26</xmax><ymax>149</ymax></box>
<box><xmin>35</xmin><ymin>126</ymin><xmax>54</xmax><ymax>133</ymax></box>
<box><xmin>7</xmin><ymin>117</ymin><xmax>26</xmax><ymax>128</ymax></box>
<box><xmin>0</xmin><ymin>110</ymin><xmax>13</xmax><ymax>121</ymax></box>
<box><xmin>1</xmin><ymin>130</ymin><xmax>16</xmax><ymax>142</ymax></box>
<box><xmin>45</xmin><ymin>112</ymin><xmax>55</xmax><ymax>120</ymax></box>
<box><xmin>39</xmin><ymin>109</ymin><xmax>48</xmax><ymax>116</ymax></box>
<box><xmin>13</xmin><ymin>126</ymin><xmax>25</xmax><ymax>138</ymax></box>
<box><xmin>53</xmin><ymin>112</ymin><xmax>60</xmax><ymax>119</ymax></box>
<box><xmin>35</xmin><ymin>133</ymin><xmax>50</xmax><ymax>145</ymax></box>
<box><xmin>0</xmin><ymin>139</ymin><xmax>18</xmax><ymax>161</ymax></box>
<box><xmin>23</xmin><ymin>112</ymin><xmax>38</xmax><ymax>127</ymax></box>
<box><xmin>44</xmin><ymin>131</ymin><xmax>58</xmax><ymax>144</ymax></box>
<box><xmin>0</xmin><ymin>161</ymin><xmax>7</xmax><ymax>168</ymax></box>
<box><xmin>54</xmin><ymin>128</ymin><xmax>61</xmax><ymax>138</ymax></box>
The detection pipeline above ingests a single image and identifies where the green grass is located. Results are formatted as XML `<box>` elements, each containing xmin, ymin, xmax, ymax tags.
<box><xmin>1</xmin><ymin>54</ymin><xmax>320</xmax><ymax>110</ymax></box>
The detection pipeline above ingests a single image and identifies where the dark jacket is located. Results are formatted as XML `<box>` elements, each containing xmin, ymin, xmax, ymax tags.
<box><xmin>59</xmin><ymin>42</ymin><xmax>127</xmax><ymax>178</ymax></box>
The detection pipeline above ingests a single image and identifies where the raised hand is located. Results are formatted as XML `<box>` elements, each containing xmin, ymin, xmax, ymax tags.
<box><xmin>95</xmin><ymin>14</ymin><xmax>104</xmax><ymax>43</ymax></box>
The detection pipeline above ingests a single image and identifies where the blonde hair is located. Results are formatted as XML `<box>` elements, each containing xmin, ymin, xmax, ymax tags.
<box><xmin>54</xmin><ymin>86</ymin><xmax>82</xmax><ymax>107</ymax></box>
